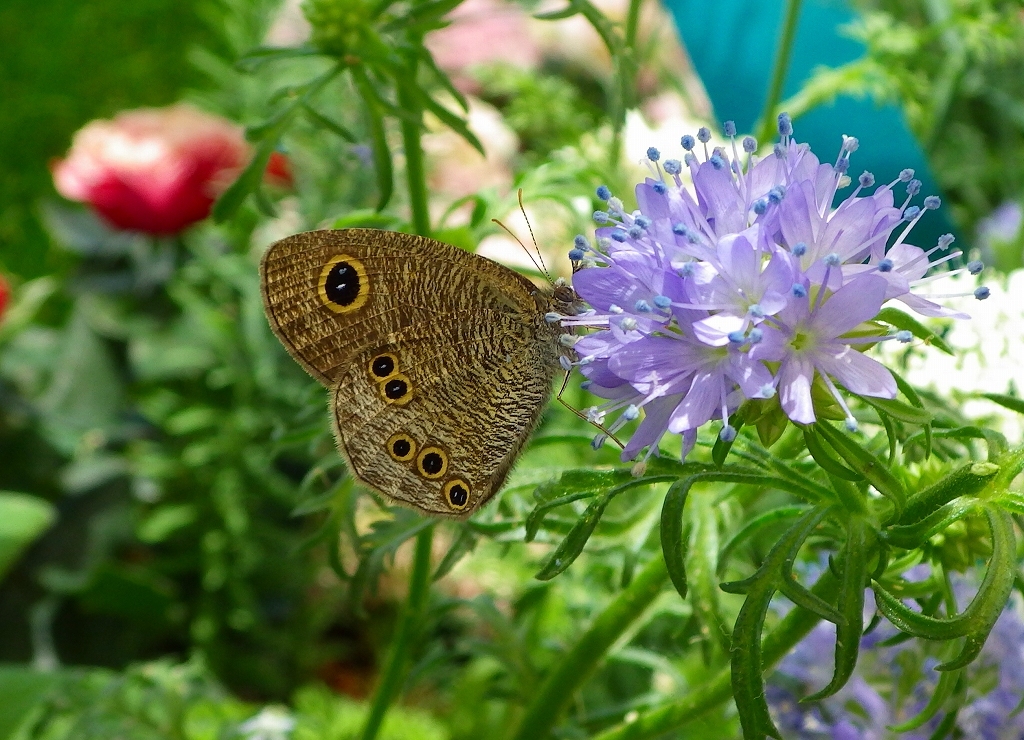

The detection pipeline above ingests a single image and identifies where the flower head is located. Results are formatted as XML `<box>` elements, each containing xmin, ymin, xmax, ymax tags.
<box><xmin>566</xmin><ymin>117</ymin><xmax>983</xmax><ymax>460</ymax></box>
<box><xmin>52</xmin><ymin>104</ymin><xmax>250</xmax><ymax>235</ymax></box>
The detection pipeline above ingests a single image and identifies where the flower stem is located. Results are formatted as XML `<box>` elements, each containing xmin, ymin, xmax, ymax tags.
<box><xmin>592</xmin><ymin>569</ymin><xmax>837</xmax><ymax>740</ymax></box>
<box><xmin>508</xmin><ymin>553</ymin><xmax>669</xmax><ymax>740</ymax></box>
<box><xmin>396</xmin><ymin>73</ymin><xmax>431</xmax><ymax>237</ymax></box>
<box><xmin>755</xmin><ymin>0</ymin><xmax>803</xmax><ymax>146</ymax></box>
<box><xmin>358</xmin><ymin>526</ymin><xmax>435</xmax><ymax>740</ymax></box>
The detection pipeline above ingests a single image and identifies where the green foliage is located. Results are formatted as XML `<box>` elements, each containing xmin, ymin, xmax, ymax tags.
<box><xmin>3</xmin><ymin>1</ymin><xmax>1024</xmax><ymax>740</ymax></box>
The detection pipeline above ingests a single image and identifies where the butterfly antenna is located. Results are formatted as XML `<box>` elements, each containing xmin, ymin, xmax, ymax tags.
<box><xmin>517</xmin><ymin>188</ymin><xmax>553</xmax><ymax>284</ymax></box>
<box><xmin>492</xmin><ymin>217</ymin><xmax>547</xmax><ymax>278</ymax></box>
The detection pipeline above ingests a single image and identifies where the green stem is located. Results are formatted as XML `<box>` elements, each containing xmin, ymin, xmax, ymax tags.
<box><xmin>358</xmin><ymin>526</ymin><xmax>435</xmax><ymax>740</ymax></box>
<box><xmin>592</xmin><ymin>570</ymin><xmax>837</xmax><ymax>740</ymax></box>
<box><xmin>396</xmin><ymin>67</ymin><xmax>430</xmax><ymax>237</ymax></box>
<box><xmin>509</xmin><ymin>554</ymin><xmax>669</xmax><ymax>740</ymax></box>
<box><xmin>755</xmin><ymin>0</ymin><xmax>803</xmax><ymax>146</ymax></box>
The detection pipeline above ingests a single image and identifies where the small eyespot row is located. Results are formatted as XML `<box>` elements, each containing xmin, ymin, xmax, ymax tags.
<box><xmin>385</xmin><ymin>435</ymin><xmax>468</xmax><ymax>510</ymax></box>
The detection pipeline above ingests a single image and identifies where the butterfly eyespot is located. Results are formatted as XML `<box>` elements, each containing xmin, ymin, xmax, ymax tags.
<box><xmin>369</xmin><ymin>352</ymin><xmax>398</xmax><ymax>380</ymax></box>
<box><xmin>416</xmin><ymin>446</ymin><xmax>448</xmax><ymax>479</ymax></box>
<box><xmin>318</xmin><ymin>255</ymin><xmax>368</xmax><ymax>313</ymax></box>
<box><xmin>386</xmin><ymin>432</ymin><xmax>417</xmax><ymax>462</ymax></box>
<box><xmin>380</xmin><ymin>374</ymin><xmax>412</xmax><ymax>405</ymax></box>
<box><xmin>443</xmin><ymin>478</ymin><xmax>471</xmax><ymax>511</ymax></box>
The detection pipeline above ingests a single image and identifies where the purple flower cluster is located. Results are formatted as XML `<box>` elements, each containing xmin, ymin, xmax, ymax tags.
<box><xmin>562</xmin><ymin>115</ymin><xmax>987</xmax><ymax>462</ymax></box>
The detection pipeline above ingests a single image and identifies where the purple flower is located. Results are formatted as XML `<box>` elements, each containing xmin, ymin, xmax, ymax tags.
<box><xmin>563</xmin><ymin>116</ymin><xmax>984</xmax><ymax>460</ymax></box>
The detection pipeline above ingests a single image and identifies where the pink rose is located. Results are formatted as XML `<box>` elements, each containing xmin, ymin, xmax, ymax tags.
<box><xmin>52</xmin><ymin>104</ymin><xmax>250</xmax><ymax>235</ymax></box>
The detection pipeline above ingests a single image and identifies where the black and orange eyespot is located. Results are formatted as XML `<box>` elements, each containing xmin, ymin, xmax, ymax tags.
<box><xmin>416</xmin><ymin>446</ymin><xmax>448</xmax><ymax>480</ymax></box>
<box><xmin>386</xmin><ymin>432</ymin><xmax>417</xmax><ymax>462</ymax></box>
<box><xmin>380</xmin><ymin>373</ymin><xmax>412</xmax><ymax>406</ymax></box>
<box><xmin>443</xmin><ymin>478</ymin><xmax>471</xmax><ymax>511</ymax></box>
<box><xmin>318</xmin><ymin>255</ymin><xmax>368</xmax><ymax>313</ymax></box>
<box><xmin>369</xmin><ymin>352</ymin><xmax>399</xmax><ymax>380</ymax></box>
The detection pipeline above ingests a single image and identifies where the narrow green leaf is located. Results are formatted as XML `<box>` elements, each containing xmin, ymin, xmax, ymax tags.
<box><xmin>936</xmin><ymin>507</ymin><xmax>1016</xmax><ymax>671</ymax></box>
<box><xmin>874</xmin><ymin>506</ymin><xmax>1015</xmax><ymax>647</ymax></box>
<box><xmin>0</xmin><ymin>666</ymin><xmax>60</xmax><ymax>739</ymax></box>
<box><xmin>891</xmin><ymin>368</ymin><xmax>931</xmax><ymax>456</ymax></box>
<box><xmin>302</xmin><ymin>103</ymin><xmax>357</xmax><ymax>142</ymax></box>
<box><xmin>213</xmin><ymin>136</ymin><xmax>278</xmax><ymax>222</ymax></box>
<box><xmin>525</xmin><ymin>490</ymin><xmax>597</xmax><ymax>542</ymax></box>
<box><xmin>884</xmin><ymin>497</ymin><xmax>981</xmax><ymax>549</ymax></box>
<box><xmin>805</xmin><ymin>516</ymin><xmax>870</xmax><ymax>700</ymax></box>
<box><xmin>900</xmin><ymin>461</ymin><xmax>999</xmax><ymax>524</ymax></box>
<box><xmin>352</xmin><ymin>68</ymin><xmax>394</xmax><ymax>211</ymax></box>
<box><xmin>803</xmin><ymin>426</ymin><xmax>859</xmax><ymax>481</ymax></box>
<box><xmin>533</xmin><ymin>1</ymin><xmax>581</xmax><ymax>20</ymax></box>
<box><xmin>980</xmin><ymin>392</ymin><xmax>1024</xmax><ymax>416</ymax></box>
<box><xmin>416</xmin><ymin>89</ymin><xmax>484</xmax><ymax>155</ymax></box>
<box><xmin>729</xmin><ymin>507</ymin><xmax>833</xmax><ymax>740</ymax></box>
<box><xmin>716</xmin><ymin>505</ymin><xmax>808</xmax><ymax>577</ymax></box>
<box><xmin>905</xmin><ymin>426</ymin><xmax>1006</xmax><ymax>462</ymax></box>
<box><xmin>534</xmin><ymin>492</ymin><xmax>611</xmax><ymax>580</ymax></box>
<box><xmin>857</xmin><ymin>395</ymin><xmax>933</xmax><ymax>425</ymax></box>
<box><xmin>433</xmin><ymin>524</ymin><xmax>477</xmax><ymax>581</ymax></box>
<box><xmin>660</xmin><ymin>479</ymin><xmax>690</xmax><ymax>599</ymax></box>
<box><xmin>876</xmin><ymin>307</ymin><xmax>954</xmax><ymax>355</ymax></box>
<box><xmin>235</xmin><ymin>44</ymin><xmax>320</xmax><ymax>71</ymax></box>
<box><xmin>888</xmin><ymin>666</ymin><xmax>961</xmax><ymax>731</ymax></box>
<box><xmin>815</xmin><ymin>422</ymin><xmax>906</xmax><ymax>519</ymax></box>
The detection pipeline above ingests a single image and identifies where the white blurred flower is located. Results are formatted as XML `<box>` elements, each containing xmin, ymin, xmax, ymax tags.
<box><xmin>239</xmin><ymin>707</ymin><xmax>296</xmax><ymax>740</ymax></box>
<box><xmin>880</xmin><ymin>269</ymin><xmax>1024</xmax><ymax>442</ymax></box>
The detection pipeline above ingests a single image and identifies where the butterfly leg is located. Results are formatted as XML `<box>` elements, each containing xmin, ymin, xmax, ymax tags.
<box><xmin>554</xmin><ymin>369</ymin><xmax>625</xmax><ymax>450</ymax></box>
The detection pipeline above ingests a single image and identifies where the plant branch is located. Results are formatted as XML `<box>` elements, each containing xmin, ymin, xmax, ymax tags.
<box><xmin>755</xmin><ymin>0</ymin><xmax>803</xmax><ymax>146</ymax></box>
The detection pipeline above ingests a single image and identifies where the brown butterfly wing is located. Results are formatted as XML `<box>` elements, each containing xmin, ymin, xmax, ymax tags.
<box><xmin>260</xmin><ymin>228</ymin><xmax>545</xmax><ymax>386</ymax></box>
<box><xmin>260</xmin><ymin>228</ymin><xmax>567</xmax><ymax>516</ymax></box>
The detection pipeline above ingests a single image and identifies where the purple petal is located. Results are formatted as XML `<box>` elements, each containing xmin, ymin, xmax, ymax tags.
<box><xmin>779</xmin><ymin>356</ymin><xmax>816</xmax><ymax>424</ymax></box>
<box><xmin>815</xmin><ymin>342</ymin><xmax>897</xmax><ymax>398</ymax></box>
<box><xmin>668</xmin><ymin>369</ymin><xmax>724</xmax><ymax>432</ymax></box>
<box><xmin>810</xmin><ymin>275</ymin><xmax>887</xmax><ymax>338</ymax></box>
<box><xmin>621</xmin><ymin>393</ymin><xmax>683</xmax><ymax>460</ymax></box>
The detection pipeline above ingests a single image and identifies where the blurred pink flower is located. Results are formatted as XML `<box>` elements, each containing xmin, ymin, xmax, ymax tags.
<box><xmin>265</xmin><ymin>151</ymin><xmax>295</xmax><ymax>190</ymax></box>
<box><xmin>425</xmin><ymin>0</ymin><xmax>540</xmax><ymax>93</ymax></box>
<box><xmin>52</xmin><ymin>104</ymin><xmax>250</xmax><ymax>235</ymax></box>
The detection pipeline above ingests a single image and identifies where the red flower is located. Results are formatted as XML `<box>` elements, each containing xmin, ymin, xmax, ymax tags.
<box><xmin>265</xmin><ymin>151</ymin><xmax>294</xmax><ymax>189</ymax></box>
<box><xmin>52</xmin><ymin>104</ymin><xmax>250</xmax><ymax>235</ymax></box>
<box><xmin>0</xmin><ymin>274</ymin><xmax>10</xmax><ymax>323</ymax></box>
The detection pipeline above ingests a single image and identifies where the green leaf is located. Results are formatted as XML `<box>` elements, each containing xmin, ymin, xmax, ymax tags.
<box><xmin>136</xmin><ymin>504</ymin><xmax>196</xmax><ymax>544</ymax></box>
<box><xmin>352</xmin><ymin>68</ymin><xmax>395</xmax><ymax>211</ymax></box>
<box><xmin>803</xmin><ymin>426</ymin><xmax>859</xmax><ymax>481</ymax></box>
<box><xmin>0</xmin><ymin>493</ymin><xmax>56</xmax><ymax>582</ymax></box>
<box><xmin>524</xmin><ymin>490</ymin><xmax>597</xmax><ymax>542</ymax></box>
<box><xmin>728</xmin><ymin>507</ymin><xmax>834</xmax><ymax>740</ymax></box>
<box><xmin>888</xmin><ymin>665</ymin><xmax>961</xmax><ymax>732</ymax></box>
<box><xmin>980</xmin><ymin>392</ymin><xmax>1024</xmax><ymax>415</ymax></box>
<box><xmin>900</xmin><ymin>461</ymin><xmax>999</xmax><ymax>524</ymax></box>
<box><xmin>534</xmin><ymin>492</ymin><xmax>611</xmax><ymax>581</ymax></box>
<box><xmin>302</xmin><ymin>103</ymin><xmax>357</xmax><ymax>142</ymax></box>
<box><xmin>815</xmin><ymin>422</ymin><xmax>906</xmax><ymax>519</ymax></box>
<box><xmin>660</xmin><ymin>480</ymin><xmax>690</xmax><ymax>599</ymax></box>
<box><xmin>936</xmin><ymin>507</ymin><xmax>1016</xmax><ymax>671</ymax></box>
<box><xmin>433</xmin><ymin>525</ymin><xmax>477</xmax><ymax>581</ymax></box>
<box><xmin>905</xmin><ymin>426</ymin><xmax>1006</xmax><ymax>462</ymax></box>
<box><xmin>857</xmin><ymin>394</ymin><xmax>933</xmax><ymax>425</ymax></box>
<box><xmin>0</xmin><ymin>665</ymin><xmax>60</xmax><ymax>739</ymax></box>
<box><xmin>873</xmin><ymin>506</ymin><xmax>1015</xmax><ymax>651</ymax></box>
<box><xmin>875</xmin><ymin>307</ymin><xmax>954</xmax><ymax>355</ymax></box>
<box><xmin>884</xmin><ymin>497</ymin><xmax>981</xmax><ymax>549</ymax></box>
<box><xmin>805</xmin><ymin>516</ymin><xmax>871</xmax><ymax>700</ymax></box>
<box><xmin>235</xmin><ymin>44</ymin><xmax>321</xmax><ymax>71</ymax></box>
<box><xmin>716</xmin><ymin>506</ymin><xmax>808</xmax><ymax>576</ymax></box>
<box><xmin>534</xmin><ymin>476</ymin><xmax>676</xmax><ymax>580</ymax></box>
<box><xmin>415</xmin><ymin>89</ymin><xmax>484</xmax><ymax>155</ymax></box>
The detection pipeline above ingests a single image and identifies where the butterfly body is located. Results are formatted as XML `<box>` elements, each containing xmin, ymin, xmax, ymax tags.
<box><xmin>260</xmin><ymin>228</ymin><xmax>576</xmax><ymax>517</ymax></box>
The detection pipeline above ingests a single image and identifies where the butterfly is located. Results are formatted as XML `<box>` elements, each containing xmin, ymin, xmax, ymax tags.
<box><xmin>260</xmin><ymin>228</ymin><xmax>581</xmax><ymax>516</ymax></box>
